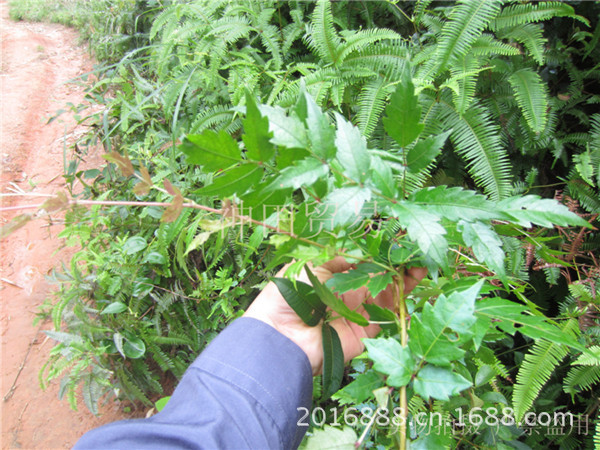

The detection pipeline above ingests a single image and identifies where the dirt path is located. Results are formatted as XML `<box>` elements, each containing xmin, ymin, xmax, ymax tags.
<box><xmin>0</xmin><ymin>2</ymin><xmax>130</xmax><ymax>447</ymax></box>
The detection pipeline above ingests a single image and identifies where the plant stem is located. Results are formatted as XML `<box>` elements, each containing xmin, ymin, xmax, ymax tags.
<box><xmin>394</xmin><ymin>273</ymin><xmax>408</xmax><ymax>450</ymax></box>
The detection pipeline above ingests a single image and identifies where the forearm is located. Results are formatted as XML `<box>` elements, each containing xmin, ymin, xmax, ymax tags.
<box><xmin>74</xmin><ymin>318</ymin><xmax>313</xmax><ymax>449</ymax></box>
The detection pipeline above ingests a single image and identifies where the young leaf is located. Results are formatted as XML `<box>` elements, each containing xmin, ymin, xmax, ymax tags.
<box><xmin>306</xmin><ymin>266</ymin><xmax>369</xmax><ymax>327</ymax></box>
<box><xmin>101</xmin><ymin>302</ymin><xmax>127</xmax><ymax>315</ymax></box>
<box><xmin>429</xmin><ymin>280</ymin><xmax>482</xmax><ymax>334</ymax></box>
<box><xmin>407</xmin><ymin>131</ymin><xmax>451</xmax><ymax>173</ymax></box>
<box><xmin>180</xmin><ymin>130</ymin><xmax>241</xmax><ymax>170</ymax></box>
<box><xmin>322</xmin><ymin>323</ymin><xmax>344</xmax><ymax>398</ymax></box>
<box><xmin>413</xmin><ymin>365</ymin><xmax>471</xmax><ymax>401</ymax></box>
<box><xmin>273</xmin><ymin>278</ymin><xmax>326</xmax><ymax>327</ymax></box>
<box><xmin>103</xmin><ymin>152</ymin><xmax>134</xmax><ymax>176</ymax></box>
<box><xmin>242</xmin><ymin>92</ymin><xmax>275</xmax><ymax>162</ymax></box>
<box><xmin>334</xmin><ymin>113</ymin><xmax>371</xmax><ymax>182</ymax></box>
<box><xmin>363</xmin><ymin>338</ymin><xmax>416</xmax><ymax>387</ymax></box>
<box><xmin>383</xmin><ymin>71</ymin><xmax>424</xmax><ymax>148</ymax></box>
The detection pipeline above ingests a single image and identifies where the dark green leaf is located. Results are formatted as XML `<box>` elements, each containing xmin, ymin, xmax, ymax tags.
<box><xmin>367</xmin><ymin>272</ymin><xmax>394</xmax><ymax>297</ymax></box>
<box><xmin>196</xmin><ymin>165</ymin><xmax>263</xmax><ymax>197</ymax></box>
<box><xmin>243</xmin><ymin>92</ymin><xmax>274</xmax><ymax>162</ymax></box>
<box><xmin>306</xmin><ymin>266</ymin><xmax>369</xmax><ymax>326</ymax></box>
<box><xmin>273</xmin><ymin>278</ymin><xmax>326</xmax><ymax>327</ymax></box>
<box><xmin>413</xmin><ymin>365</ymin><xmax>472</xmax><ymax>401</ymax></box>
<box><xmin>180</xmin><ymin>130</ymin><xmax>241</xmax><ymax>170</ymax></box>
<box><xmin>383</xmin><ymin>71</ymin><xmax>424</xmax><ymax>147</ymax></box>
<box><xmin>322</xmin><ymin>323</ymin><xmax>344</xmax><ymax>398</ymax></box>
<box><xmin>430</xmin><ymin>280</ymin><xmax>482</xmax><ymax>334</ymax></box>
<box><xmin>364</xmin><ymin>338</ymin><xmax>416</xmax><ymax>387</ymax></box>
<box><xmin>407</xmin><ymin>131</ymin><xmax>451</xmax><ymax>173</ymax></box>
<box><xmin>333</xmin><ymin>371</ymin><xmax>384</xmax><ymax>405</ymax></box>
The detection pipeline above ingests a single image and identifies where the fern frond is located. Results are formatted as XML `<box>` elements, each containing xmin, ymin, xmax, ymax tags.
<box><xmin>512</xmin><ymin>319</ymin><xmax>578</xmax><ymax>421</ymax></box>
<box><xmin>305</xmin><ymin>0</ymin><xmax>341</xmax><ymax>65</ymax></box>
<box><xmin>508</xmin><ymin>68</ymin><xmax>548</xmax><ymax>133</ymax></box>
<box><xmin>490</xmin><ymin>2</ymin><xmax>586</xmax><ymax>31</ymax></box>
<box><xmin>431</xmin><ymin>0</ymin><xmax>502</xmax><ymax>75</ymax></box>
<box><xmin>448</xmin><ymin>53</ymin><xmax>483</xmax><ymax>115</ymax></box>
<box><xmin>442</xmin><ymin>102</ymin><xmax>513</xmax><ymax>200</ymax></box>
<box><xmin>564</xmin><ymin>366</ymin><xmax>600</xmax><ymax>396</ymax></box>
<box><xmin>356</xmin><ymin>77</ymin><xmax>391</xmax><ymax>139</ymax></box>
<box><xmin>499</xmin><ymin>23</ymin><xmax>547</xmax><ymax>66</ymax></box>
<box><xmin>471</xmin><ymin>33</ymin><xmax>520</xmax><ymax>57</ymax></box>
<box><xmin>337</xmin><ymin>28</ymin><xmax>403</xmax><ymax>64</ymax></box>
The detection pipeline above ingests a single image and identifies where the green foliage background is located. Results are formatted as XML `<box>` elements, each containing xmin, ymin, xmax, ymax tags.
<box><xmin>8</xmin><ymin>0</ymin><xmax>600</xmax><ymax>448</ymax></box>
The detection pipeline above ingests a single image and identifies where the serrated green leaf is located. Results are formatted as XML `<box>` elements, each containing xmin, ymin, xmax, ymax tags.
<box><xmin>322</xmin><ymin>323</ymin><xmax>344</xmax><ymax>398</ymax></box>
<box><xmin>459</xmin><ymin>221</ymin><xmax>506</xmax><ymax>280</ymax></box>
<box><xmin>369</xmin><ymin>156</ymin><xmax>396</xmax><ymax>198</ymax></box>
<box><xmin>267</xmin><ymin>158</ymin><xmax>328</xmax><ymax>191</ymax></box>
<box><xmin>304</xmin><ymin>90</ymin><xmax>336</xmax><ymax>160</ymax></box>
<box><xmin>180</xmin><ymin>130</ymin><xmax>241</xmax><ymax>170</ymax></box>
<box><xmin>243</xmin><ymin>92</ymin><xmax>274</xmax><ymax>162</ymax></box>
<box><xmin>306</xmin><ymin>266</ymin><xmax>369</xmax><ymax>327</ymax></box>
<box><xmin>409</xmin><ymin>308</ymin><xmax>466</xmax><ymax>366</ymax></box>
<box><xmin>319</xmin><ymin>187</ymin><xmax>372</xmax><ymax>228</ymax></box>
<box><xmin>299</xmin><ymin>426</ymin><xmax>357</xmax><ymax>450</ymax></box>
<box><xmin>101</xmin><ymin>302</ymin><xmax>127</xmax><ymax>315</ymax></box>
<box><xmin>411</xmin><ymin>186</ymin><xmax>498</xmax><ymax>222</ymax></box>
<box><xmin>367</xmin><ymin>272</ymin><xmax>394</xmax><ymax>297</ymax></box>
<box><xmin>334</xmin><ymin>113</ymin><xmax>371</xmax><ymax>182</ymax></box>
<box><xmin>259</xmin><ymin>105</ymin><xmax>308</xmax><ymax>149</ymax></box>
<box><xmin>389</xmin><ymin>202</ymin><xmax>448</xmax><ymax>268</ymax></box>
<box><xmin>326</xmin><ymin>263</ymin><xmax>381</xmax><ymax>294</ymax></box>
<box><xmin>196</xmin><ymin>165</ymin><xmax>263</xmax><ymax>197</ymax></box>
<box><xmin>333</xmin><ymin>371</ymin><xmax>384</xmax><ymax>405</ymax></box>
<box><xmin>364</xmin><ymin>338</ymin><xmax>416</xmax><ymax>387</ymax></box>
<box><xmin>383</xmin><ymin>72</ymin><xmax>424</xmax><ymax>147</ymax></box>
<box><xmin>430</xmin><ymin>280</ymin><xmax>482</xmax><ymax>334</ymax></box>
<box><xmin>239</xmin><ymin>180</ymin><xmax>292</xmax><ymax>221</ymax></box>
<box><xmin>407</xmin><ymin>131</ymin><xmax>451</xmax><ymax>173</ymax></box>
<box><xmin>273</xmin><ymin>278</ymin><xmax>326</xmax><ymax>327</ymax></box>
<box><xmin>413</xmin><ymin>365</ymin><xmax>472</xmax><ymax>401</ymax></box>
<box><xmin>498</xmin><ymin>195</ymin><xmax>591</xmax><ymax>228</ymax></box>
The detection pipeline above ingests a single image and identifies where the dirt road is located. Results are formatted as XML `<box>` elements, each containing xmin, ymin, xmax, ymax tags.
<box><xmin>1</xmin><ymin>1</ymin><xmax>129</xmax><ymax>447</ymax></box>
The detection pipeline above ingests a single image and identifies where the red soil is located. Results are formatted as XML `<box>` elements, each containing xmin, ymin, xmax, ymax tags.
<box><xmin>0</xmin><ymin>2</ymin><xmax>133</xmax><ymax>447</ymax></box>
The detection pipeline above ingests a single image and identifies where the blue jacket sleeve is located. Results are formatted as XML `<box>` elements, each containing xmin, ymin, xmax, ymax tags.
<box><xmin>74</xmin><ymin>317</ymin><xmax>313</xmax><ymax>449</ymax></box>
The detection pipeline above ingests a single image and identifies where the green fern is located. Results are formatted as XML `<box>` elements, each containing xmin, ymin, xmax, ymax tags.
<box><xmin>512</xmin><ymin>319</ymin><xmax>579</xmax><ymax>422</ymax></box>
<box><xmin>490</xmin><ymin>2</ymin><xmax>585</xmax><ymax>31</ymax></box>
<box><xmin>508</xmin><ymin>68</ymin><xmax>548</xmax><ymax>133</ymax></box>
<box><xmin>427</xmin><ymin>0</ymin><xmax>503</xmax><ymax>76</ymax></box>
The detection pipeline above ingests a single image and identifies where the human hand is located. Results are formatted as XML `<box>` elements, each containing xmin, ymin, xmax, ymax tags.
<box><xmin>243</xmin><ymin>257</ymin><xmax>427</xmax><ymax>375</ymax></box>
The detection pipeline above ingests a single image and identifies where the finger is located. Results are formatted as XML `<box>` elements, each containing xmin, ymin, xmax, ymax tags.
<box><xmin>403</xmin><ymin>266</ymin><xmax>427</xmax><ymax>293</ymax></box>
<box><xmin>317</xmin><ymin>256</ymin><xmax>353</xmax><ymax>274</ymax></box>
